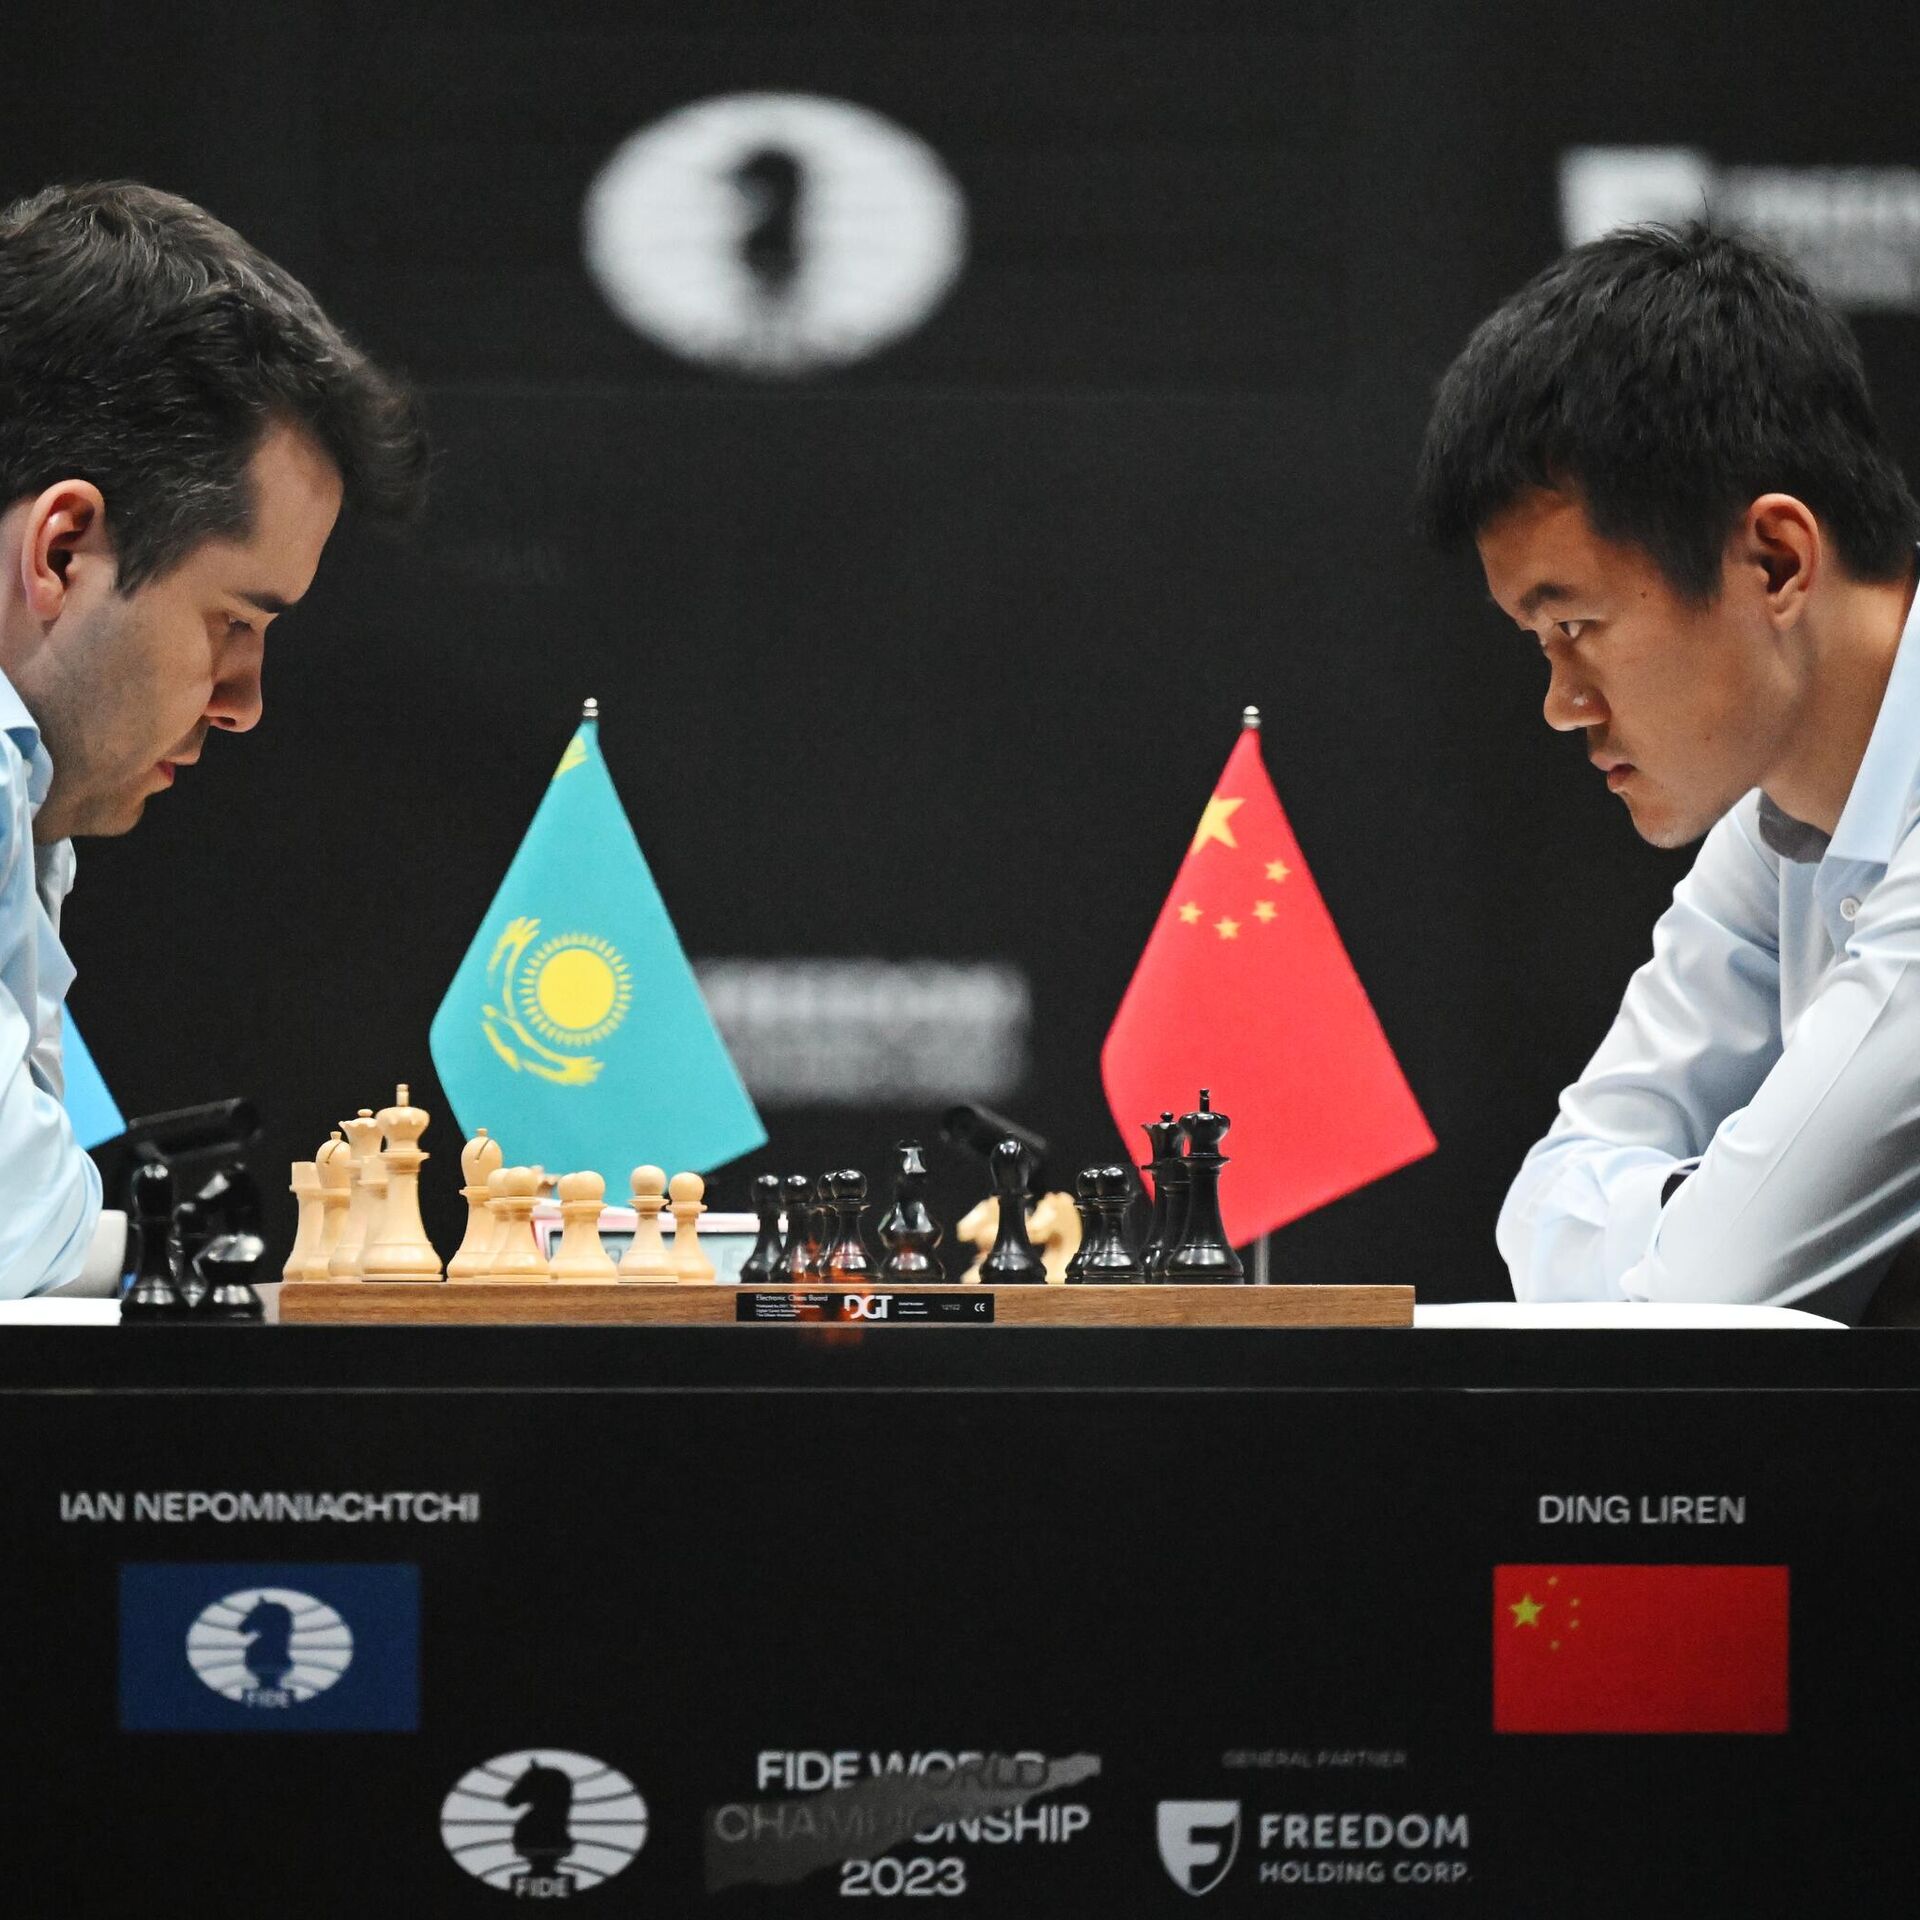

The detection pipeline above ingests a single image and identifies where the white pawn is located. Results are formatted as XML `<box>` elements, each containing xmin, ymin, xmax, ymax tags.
<box><xmin>284</xmin><ymin>1162</ymin><xmax>322</xmax><ymax>1283</ymax></box>
<box><xmin>551</xmin><ymin>1172</ymin><xmax>618</xmax><ymax>1279</ymax></box>
<box><xmin>618</xmin><ymin>1166</ymin><xmax>673</xmax><ymax>1280</ymax></box>
<box><xmin>669</xmin><ymin>1170</ymin><xmax>716</xmax><ymax>1282</ymax></box>
<box><xmin>313</xmin><ymin>1131</ymin><xmax>351</xmax><ymax>1278</ymax></box>
<box><xmin>485</xmin><ymin>1166</ymin><xmax>550</xmax><ymax>1278</ymax></box>
<box><xmin>447</xmin><ymin>1128</ymin><xmax>505</xmax><ymax>1280</ymax></box>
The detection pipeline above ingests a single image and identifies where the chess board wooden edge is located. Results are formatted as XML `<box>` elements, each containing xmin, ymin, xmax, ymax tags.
<box><xmin>277</xmin><ymin>1281</ymin><xmax>1413</xmax><ymax>1327</ymax></box>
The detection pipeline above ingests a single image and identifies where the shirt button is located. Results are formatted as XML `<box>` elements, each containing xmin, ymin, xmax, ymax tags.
<box><xmin>1841</xmin><ymin>896</ymin><xmax>1860</xmax><ymax>921</ymax></box>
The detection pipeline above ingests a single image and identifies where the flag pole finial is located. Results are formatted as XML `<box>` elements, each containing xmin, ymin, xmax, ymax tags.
<box><xmin>581</xmin><ymin>696</ymin><xmax>600</xmax><ymax>723</ymax></box>
<box><xmin>1242</xmin><ymin>704</ymin><xmax>1261</xmax><ymax>730</ymax></box>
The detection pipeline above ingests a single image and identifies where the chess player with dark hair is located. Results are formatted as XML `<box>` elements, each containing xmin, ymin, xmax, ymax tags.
<box><xmin>1418</xmin><ymin>221</ymin><xmax>1920</xmax><ymax>1321</ymax></box>
<box><xmin>0</xmin><ymin>181</ymin><xmax>427</xmax><ymax>1294</ymax></box>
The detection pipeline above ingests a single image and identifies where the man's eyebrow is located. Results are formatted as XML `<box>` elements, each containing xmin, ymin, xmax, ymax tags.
<box><xmin>237</xmin><ymin>589</ymin><xmax>299</xmax><ymax>617</ymax></box>
<box><xmin>1515</xmin><ymin>581</ymin><xmax>1573</xmax><ymax>619</ymax></box>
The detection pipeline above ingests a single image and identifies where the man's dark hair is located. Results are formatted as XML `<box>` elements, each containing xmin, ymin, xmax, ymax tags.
<box><xmin>1415</xmin><ymin>221</ymin><xmax>1920</xmax><ymax>601</ymax></box>
<box><xmin>0</xmin><ymin>180</ymin><xmax>428</xmax><ymax>592</ymax></box>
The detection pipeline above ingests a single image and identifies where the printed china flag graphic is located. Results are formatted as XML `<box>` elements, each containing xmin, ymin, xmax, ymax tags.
<box><xmin>1100</xmin><ymin>717</ymin><xmax>1434</xmax><ymax>1244</ymax></box>
<box><xmin>1493</xmin><ymin>1565</ymin><xmax>1789</xmax><ymax>1734</ymax></box>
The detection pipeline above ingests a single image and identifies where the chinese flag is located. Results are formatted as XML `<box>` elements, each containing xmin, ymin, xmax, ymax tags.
<box><xmin>1493</xmin><ymin>1565</ymin><xmax>1789</xmax><ymax>1734</ymax></box>
<box><xmin>1100</xmin><ymin>718</ymin><xmax>1434</xmax><ymax>1244</ymax></box>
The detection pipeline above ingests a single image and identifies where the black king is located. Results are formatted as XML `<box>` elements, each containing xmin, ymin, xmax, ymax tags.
<box><xmin>1157</xmin><ymin>1089</ymin><xmax>1244</xmax><ymax>1284</ymax></box>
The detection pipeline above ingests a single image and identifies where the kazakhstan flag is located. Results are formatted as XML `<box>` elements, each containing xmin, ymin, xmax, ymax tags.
<box><xmin>429</xmin><ymin>708</ymin><xmax>765</xmax><ymax>1185</ymax></box>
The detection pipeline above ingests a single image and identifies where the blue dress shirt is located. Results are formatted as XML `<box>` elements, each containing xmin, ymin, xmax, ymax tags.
<box><xmin>1499</xmin><ymin>579</ymin><xmax>1920</xmax><ymax>1320</ymax></box>
<box><xmin>0</xmin><ymin>667</ymin><xmax>100</xmax><ymax>1294</ymax></box>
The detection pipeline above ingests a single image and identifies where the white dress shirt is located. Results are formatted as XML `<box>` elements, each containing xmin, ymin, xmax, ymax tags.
<box><xmin>0</xmin><ymin>667</ymin><xmax>99</xmax><ymax>1295</ymax></box>
<box><xmin>1499</xmin><ymin>578</ymin><xmax>1920</xmax><ymax>1322</ymax></box>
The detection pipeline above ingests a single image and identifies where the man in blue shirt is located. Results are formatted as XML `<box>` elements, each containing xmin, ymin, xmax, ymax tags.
<box><xmin>0</xmin><ymin>183</ymin><xmax>426</xmax><ymax>1294</ymax></box>
<box><xmin>1419</xmin><ymin>223</ymin><xmax>1920</xmax><ymax>1320</ymax></box>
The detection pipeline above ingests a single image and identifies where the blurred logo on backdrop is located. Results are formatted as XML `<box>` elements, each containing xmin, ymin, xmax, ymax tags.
<box><xmin>583</xmin><ymin>92</ymin><xmax>968</xmax><ymax>375</ymax></box>
<box><xmin>1561</xmin><ymin>147</ymin><xmax>1920</xmax><ymax>312</ymax></box>
<box><xmin>695</xmin><ymin>959</ymin><xmax>1029</xmax><ymax>1106</ymax></box>
<box><xmin>441</xmin><ymin>1750</ymin><xmax>649</xmax><ymax>1898</ymax></box>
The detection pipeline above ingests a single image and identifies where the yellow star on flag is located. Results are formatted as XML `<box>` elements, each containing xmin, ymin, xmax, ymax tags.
<box><xmin>1178</xmin><ymin>901</ymin><xmax>1202</xmax><ymax>924</ymax></box>
<box><xmin>1509</xmin><ymin>1594</ymin><xmax>1544</xmax><ymax>1628</ymax></box>
<box><xmin>1265</xmin><ymin>858</ymin><xmax>1290</xmax><ymax>883</ymax></box>
<box><xmin>1215</xmin><ymin>917</ymin><xmax>1240</xmax><ymax>940</ymax></box>
<box><xmin>1253</xmin><ymin>900</ymin><xmax>1277</xmax><ymax>923</ymax></box>
<box><xmin>1191</xmin><ymin>795</ymin><xmax>1244</xmax><ymax>855</ymax></box>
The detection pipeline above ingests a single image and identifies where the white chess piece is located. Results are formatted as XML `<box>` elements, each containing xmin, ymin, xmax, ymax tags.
<box><xmin>484</xmin><ymin>1167</ymin><xmax>550</xmax><ymax>1278</ymax></box>
<box><xmin>551</xmin><ymin>1171</ymin><xmax>618</xmax><ymax>1279</ymax></box>
<box><xmin>328</xmin><ymin>1109</ymin><xmax>385</xmax><ymax>1276</ymax></box>
<box><xmin>362</xmin><ymin>1085</ymin><xmax>443</xmax><ymax>1281</ymax></box>
<box><xmin>669</xmin><ymin>1170</ymin><xmax>716</xmax><ymax>1282</ymax></box>
<box><xmin>447</xmin><ymin>1128</ymin><xmax>505</xmax><ymax>1280</ymax></box>
<box><xmin>284</xmin><ymin>1162</ymin><xmax>321</xmax><ymax>1283</ymax></box>
<box><xmin>618</xmin><ymin>1165</ymin><xmax>673</xmax><ymax>1280</ymax></box>
<box><xmin>312</xmin><ymin>1131</ymin><xmax>351</xmax><ymax>1278</ymax></box>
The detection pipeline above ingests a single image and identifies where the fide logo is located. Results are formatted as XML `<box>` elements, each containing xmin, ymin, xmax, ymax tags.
<box><xmin>441</xmin><ymin>1750</ymin><xmax>649</xmax><ymax>1899</ymax></box>
<box><xmin>583</xmin><ymin>91</ymin><xmax>967</xmax><ymax>376</ymax></box>
<box><xmin>185</xmin><ymin>1586</ymin><xmax>354</xmax><ymax>1709</ymax></box>
<box><xmin>1157</xmin><ymin>1800</ymin><xmax>1243</xmax><ymax>1897</ymax></box>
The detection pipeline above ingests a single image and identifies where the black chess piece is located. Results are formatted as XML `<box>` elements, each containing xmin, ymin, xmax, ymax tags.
<box><xmin>980</xmin><ymin>1139</ymin><xmax>1048</xmax><ymax>1284</ymax></box>
<box><xmin>170</xmin><ymin>1196</ymin><xmax>211</xmax><ymax>1309</ymax></box>
<box><xmin>822</xmin><ymin>1170</ymin><xmax>882</xmax><ymax>1285</ymax></box>
<box><xmin>740</xmin><ymin>1174</ymin><xmax>785</xmax><ymax>1284</ymax></box>
<box><xmin>879</xmin><ymin>1141</ymin><xmax>944</xmax><ymax>1283</ymax></box>
<box><xmin>1139</xmin><ymin>1113</ymin><xmax>1188</xmax><ymax>1279</ymax></box>
<box><xmin>780</xmin><ymin>1174</ymin><xmax>813</xmax><ymax>1284</ymax></box>
<box><xmin>121</xmin><ymin>1162</ymin><xmax>187</xmax><ymax>1321</ymax></box>
<box><xmin>1162</xmin><ymin>1090</ymin><xmax>1244</xmax><ymax>1283</ymax></box>
<box><xmin>803</xmin><ymin>1175</ymin><xmax>834</xmax><ymax>1280</ymax></box>
<box><xmin>1068</xmin><ymin>1165</ymin><xmax>1144</xmax><ymax>1283</ymax></box>
<box><xmin>194</xmin><ymin>1228</ymin><xmax>267</xmax><ymax>1322</ymax></box>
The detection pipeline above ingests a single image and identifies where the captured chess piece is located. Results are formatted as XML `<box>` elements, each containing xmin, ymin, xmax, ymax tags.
<box><xmin>1066</xmin><ymin>1165</ymin><xmax>1145</xmax><ymax>1283</ymax></box>
<box><xmin>1161</xmin><ymin>1090</ymin><xmax>1244</xmax><ymax>1282</ymax></box>
<box><xmin>551</xmin><ymin>1172</ymin><xmax>618</xmax><ymax>1279</ymax></box>
<box><xmin>483</xmin><ymin>1167</ymin><xmax>550</xmax><ymax>1277</ymax></box>
<box><xmin>618</xmin><ymin>1166</ymin><xmax>674</xmax><ymax>1280</ymax></box>
<box><xmin>1139</xmin><ymin>1112</ymin><xmax>1190</xmax><ymax>1280</ymax></box>
<box><xmin>312</xmin><ymin>1130</ymin><xmax>351</xmax><ymax>1277</ymax></box>
<box><xmin>780</xmin><ymin>1173</ymin><xmax>813</xmax><ymax>1284</ymax></box>
<box><xmin>285</xmin><ymin>1161</ymin><xmax>322</xmax><ymax>1283</ymax></box>
<box><xmin>668</xmin><ymin>1171</ymin><xmax>716</xmax><ymax>1281</ymax></box>
<box><xmin>362</xmin><ymin>1085</ymin><xmax>443</xmax><ymax>1281</ymax></box>
<box><xmin>448</xmin><ymin>1128</ymin><xmax>506</xmax><ymax>1279</ymax></box>
<box><xmin>820</xmin><ymin>1169</ymin><xmax>881</xmax><ymax>1285</ymax></box>
<box><xmin>879</xmin><ymin>1141</ymin><xmax>944</xmax><ymax>1283</ymax></box>
<box><xmin>980</xmin><ymin>1139</ymin><xmax>1048</xmax><ymax>1284</ymax></box>
<box><xmin>740</xmin><ymin>1173</ymin><xmax>785</xmax><ymax>1284</ymax></box>
<box><xmin>328</xmin><ymin>1109</ymin><xmax>386</xmax><ymax>1277</ymax></box>
<box><xmin>121</xmin><ymin>1161</ymin><xmax>186</xmax><ymax>1321</ymax></box>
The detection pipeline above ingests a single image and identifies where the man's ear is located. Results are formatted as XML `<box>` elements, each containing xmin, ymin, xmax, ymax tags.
<box><xmin>1742</xmin><ymin>494</ymin><xmax>1820</xmax><ymax>625</ymax></box>
<box><xmin>18</xmin><ymin>480</ymin><xmax>110</xmax><ymax>623</ymax></box>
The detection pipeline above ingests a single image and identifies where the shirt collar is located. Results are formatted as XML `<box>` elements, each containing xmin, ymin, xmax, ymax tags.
<box><xmin>0</xmin><ymin>664</ymin><xmax>52</xmax><ymax>812</ymax></box>
<box><xmin>1757</xmin><ymin>562</ymin><xmax>1920</xmax><ymax>870</ymax></box>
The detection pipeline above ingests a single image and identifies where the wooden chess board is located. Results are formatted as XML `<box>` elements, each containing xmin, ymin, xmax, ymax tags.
<box><xmin>277</xmin><ymin>1280</ymin><xmax>1411</xmax><ymax>1327</ymax></box>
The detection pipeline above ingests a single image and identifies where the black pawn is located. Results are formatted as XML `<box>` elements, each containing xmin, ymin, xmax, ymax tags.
<box><xmin>740</xmin><ymin>1174</ymin><xmax>786</xmax><ymax>1284</ymax></box>
<box><xmin>1139</xmin><ymin>1113</ymin><xmax>1189</xmax><ymax>1279</ymax></box>
<box><xmin>804</xmin><ymin>1175</ymin><xmax>834</xmax><ymax>1279</ymax></box>
<box><xmin>980</xmin><ymin>1139</ymin><xmax>1048</xmax><ymax>1284</ymax></box>
<box><xmin>122</xmin><ymin>1163</ymin><xmax>186</xmax><ymax>1321</ymax></box>
<box><xmin>879</xmin><ymin>1141</ymin><xmax>944</xmax><ymax>1283</ymax></box>
<box><xmin>1162</xmin><ymin>1089</ymin><xmax>1244</xmax><ymax>1283</ymax></box>
<box><xmin>780</xmin><ymin>1175</ymin><xmax>814</xmax><ymax>1284</ymax></box>
<box><xmin>823</xmin><ymin>1170</ymin><xmax>881</xmax><ymax>1285</ymax></box>
<box><xmin>1070</xmin><ymin>1165</ymin><xmax>1145</xmax><ymax>1283</ymax></box>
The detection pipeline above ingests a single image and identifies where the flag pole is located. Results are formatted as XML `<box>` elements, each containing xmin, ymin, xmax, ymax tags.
<box><xmin>1245</xmin><ymin>700</ymin><xmax>1269</xmax><ymax>1281</ymax></box>
<box><xmin>582</xmin><ymin>695</ymin><xmax>600</xmax><ymax>723</ymax></box>
<box><xmin>1243</xmin><ymin>704</ymin><xmax>1261</xmax><ymax>729</ymax></box>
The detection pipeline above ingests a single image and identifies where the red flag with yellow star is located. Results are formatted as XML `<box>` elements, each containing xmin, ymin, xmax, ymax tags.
<box><xmin>1100</xmin><ymin>715</ymin><xmax>1433</xmax><ymax>1243</ymax></box>
<box><xmin>1494</xmin><ymin>1564</ymin><xmax>1789</xmax><ymax>1734</ymax></box>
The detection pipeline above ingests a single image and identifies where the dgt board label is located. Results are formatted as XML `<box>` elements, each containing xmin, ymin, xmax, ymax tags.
<box><xmin>735</xmin><ymin>1291</ymin><xmax>993</xmax><ymax>1324</ymax></box>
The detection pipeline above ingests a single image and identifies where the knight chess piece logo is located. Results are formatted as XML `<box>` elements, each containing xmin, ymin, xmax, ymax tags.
<box><xmin>441</xmin><ymin>1750</ymin><xmax>649</xmax><ymax>1899</ymax></box>
<box><xmin>185</xmin><ymin>1585</ymin><xmax>354</xmax><ymax>1709</ymax></box>
<box><xmin>1157</xmin><ymin>1800</ymin><xmax>1242</xmax><ymax>1897</ymax></box>
<box><xmin>583</xmin><ymin>91</ymin><xmax>968</xmax><ymax>376</ymax></box>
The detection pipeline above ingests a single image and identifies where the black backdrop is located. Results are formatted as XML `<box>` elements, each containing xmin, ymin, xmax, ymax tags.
<box><xmin>15</xmin><ymin>1</ymin><xmax>1920</xmax><ymax>1294</ymax></box>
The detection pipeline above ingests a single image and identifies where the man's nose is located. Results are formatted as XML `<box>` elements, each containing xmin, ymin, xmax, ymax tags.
<box><xmin>207</xmin><ymin>633</ymin><xmax>264</xmax><ymax>734</ymax></box>
<box><xmin>1543</xmin><ymin>660</ymin><xmax>1606</xmax><ymax>733</ymax></box>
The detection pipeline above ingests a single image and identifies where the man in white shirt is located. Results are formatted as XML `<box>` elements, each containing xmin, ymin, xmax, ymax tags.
<box><xmin>0</xmin><ymin>182</ymin><xmax>426</xmax><ymax>1294</ymax></box>
<box><xmin>1418</xmin><ymin>222</ymin><xmax>1920</xmax><ymax>1321</ymax></box>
